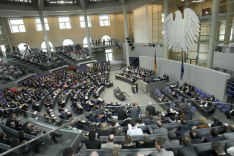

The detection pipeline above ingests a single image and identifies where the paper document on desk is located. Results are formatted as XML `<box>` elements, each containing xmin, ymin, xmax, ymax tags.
<box><xmin>170</xmin><ymin>85</ymin><xmax>174</xmax><ymax>87</ymax></box>
<box><xmin>208</xmin><ymin>124</ymin><xmax>211</xmax><ymax>127</ymax></box>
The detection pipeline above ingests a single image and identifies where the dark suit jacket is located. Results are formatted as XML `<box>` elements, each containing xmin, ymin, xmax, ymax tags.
<box><xmin>175</xmin><ymin>122</ymin><xmax>192</xmax><ymax>136</ymax></box>
<box><xmin>161</xmin><ymin>120</ymin><xmax>170</xmax><ymax>124</ymax></box>
<box><xmin>211</xmin><ymin>121</ymin><xmax>223</xmax><ymax>127</ymax></box>
<box><xmin>203</xmin><ymin>136</ymin><xmax>222</xmax><ymax>142</ymax></box>
<box><xmin>146</xmin><ymin>105</ymin><xmax>155</xmax><ymax>116</ymax></box>
<box><xmin>0</xmin><ymin>138</ymin><xmax>11</xmax><ymax>145</ymax></box>
<box><xmin>24</xmin><ymin>128</ymin><xmax>31</xmax><ymax>134</ymax></box>
<box><xmin>115</xmin><ymin>132</ymin><xmax>125</xmax><ymax>136</ymax></box>
<box><xmin>191</xmin><ymin>138</ymin><xmax>202</xmax><ymax>144</ymax></box>
<box><xmin>5</xmin><ymin>118</ymin><xmax>12</xmax><ymax>127</ymax></box>
<box><xmin>118</xmin><ymin>110</ymin><xmax>128</xmax><ymax>120</ymax></box>
<box><xmin>98</xmin><ymin>130</ymin><xmax>112</xmax><ymax>139</ymax></box>
<box><xmin>124</xmin><ymin>119</ymin><xmax>131</xmax><ymax>126</ymax></box>
<box><xmin>138</xmin><ymin>142</ymin><xmax>155</xmax><ymax>148</ymax></box>
<box><xmin>145</xmin><ymin>120</ymin><xmax>157</xmax><ymax>125</ymax></box>
<box><xmin>30</xmin><ymin>132</ymin><xmax>38</xmax><ymax>136</ymax></box>
<box><xmin>82</xmin><ymin>140</ymin><xmax>101</xmax><ymax>149</ymax></box>
<box><xmin>165</xmin><ymin>113</ymin><xmax>175</xmax><ymax>117</ymax></box>
<box><xmin>177</xmin><ymin>146</ymin><xmax>199</xmax><ymax>156</ymax></box>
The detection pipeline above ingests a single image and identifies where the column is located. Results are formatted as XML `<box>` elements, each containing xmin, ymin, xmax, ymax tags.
<box><xmin>224</xmin><ymin>0</ymin><xmax>234</xmax><ymax>45</ymax></box>
<box><xmin>83</xmin><ymin>9</ymin><xmax>91</xmax><ymax>53</ymax></box>
<box><xmin>123</xmin><ymin>3</ymin><xmax>130</xmax><ymax>66</ymax></box>
<box><xmin>163</xmin><ymin>0</ymin><xmax>169</xmax><ymax>59</ymax></box>
<box><xmin>207</xmin><ymin>0</ymin><xmax>220</xmax><ymax>68</ymax></box>
<box><xmin>38</xmin><ymin>11</ymin><xmax>51</xmax><ymax>55</ymax></box>
<box><xmin>183</xmin><ymin>0</ymin><xmax>189</xmax><ymax>62</ymax></box>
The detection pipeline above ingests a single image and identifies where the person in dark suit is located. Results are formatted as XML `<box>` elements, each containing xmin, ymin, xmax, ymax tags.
<box><xmin>211</xmin><ymin>141</ymin><xmax>230</xmax><ymax>156</ymax></box>
<box><xmin>209</xmin><ymin>95</ymin><xmax>215</xmax><ymax>101</ymax></box>
<box><xmin>177</xmin><ymin>135</ymin><xmax>199</xmax><ymax>156</ymax></box>
<box><xmin>0</xmin><ymin>133</ymin><xmax>12</xmax><ymax>145</ymax></box>
<box><xmin>173</xmin><ymin>119</ymin><xmax>192</xmax><ymax>137</ymax></box>
<box><xmin>82</xmin><ymin>131</ymin><xmax>101</xmax><ymax>149</ymax></box>
<box><xmin>145</xmin><ymin>115</ymin><xmax>156</xmax><ymax>125</ymax></box>
<box><xmin>123</xmin><ymin>117</ymin><xmax>132</xmax><ymax>126</ymax></box>
<box><xmin>225</xmin><ymin>107</ymin><xmax>234</xmax><ymax>119</ymax></box>
<box><xmin>165</xmin><ymin>109</ymin><xmax>175</xmax><ymax>117</ymax></box>
<box><xmin>146</xmin><ymin>102</ymin><xmax>155</xmax><ymax>116</ymax></box>
<box><xmin>115</xmin><ymin>126</ymin><xmax>125</xmax><ymax>136</ymax></box>
<box><xmin>128</xmin><ymin>103</ymin><xmax>139</xmax><ymax>120</ymax></box>
<box><xmin>161</xmin><ymin>116</ymin><xmax>169</xmax><ymax>124</ymax></box>
<box><xmin>30</xmin><ymin>127</ymin><xmax>38</xmax><ymax>136</ymax></box>
<box><xmin>97</xmin><ymin>123</ymin><xmax>112</xmax><ymax>139</ymax></box>
<box><xmin>172</xmin><ymin>91</ymin><xmax>177</xmax><ymax>98</ymax></box>
<box><xmin>189</xmin><ymin>130</ymin><xmax>203</xmax><ymax>144</ymax></box>
<box><xmin>202</xmin><ymin>128</ymin><xmax>222</xmax><ymax>142</ymax></box>
<box><xmin>10</xmin><ymin>122</ymin><xmax>21</xmax><ymax>131</ymax></box>
<box><xmin>207</xmin><ymin>105</ymin><xmax>216</xmax><ymax>115</ymax></box>
<box><xmin>17</xmin><ymin>130</ymin><xmax>27</xmax><ymax>143</ymax></box>
<box><xmin>211</xmin><ymin>116</ymin><xmax>223</xmax><ymax>127</ymax></box>
<box><xmin>138</xmin><ymin>133</ymin><xmax>154</xmax><ymax>148</ymax></box>
<box><xmin>117</xmin><ymin>106</ymin><xmax>128</xmax><ymax>120</ymax></box>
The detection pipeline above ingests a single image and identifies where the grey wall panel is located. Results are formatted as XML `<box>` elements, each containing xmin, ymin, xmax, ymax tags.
<box><xmin>139</xmin><ymin>56</ymin><xmax>230</xmax><ymax>102</ymax></box>
<box><xmin>213</xmin><ymin>52</ymin><xmax>234</xmax><ymax>71</ymax></box>
<box><xmin>122</xmin><ymin>43</ymin><xmax>163</xmax><ymax>63</ymax></box>
<box><xmin>94</xmin><ymin>51</ymin><xmax>106</xmax><ymax>62</ymax></box>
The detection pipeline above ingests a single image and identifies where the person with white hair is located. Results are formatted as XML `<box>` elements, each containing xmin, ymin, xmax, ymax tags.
<box><xmin>146</xmin><ymin>102</ymin><xmax>155</xmax><ymax>116</ymax></box>
<box><xmin>135</xmin><ymin>152</ymin><xmax>144</xmax><ymax>156</ymax></box>
<box><xmin>90</xmin><ymin>151</ymin><xmax>99</xmax><ymax>156</ymax></box>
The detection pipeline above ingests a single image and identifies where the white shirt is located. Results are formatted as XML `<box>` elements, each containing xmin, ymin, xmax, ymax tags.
<box><xmin>127</xmin><ymin>128</ymin><xmax>143</xmax><ymax>136</ymax></box>
<box><xmin>227</xmin><ymin>146</ymin><xmax>234</xmax><ymax>156</ymax></box>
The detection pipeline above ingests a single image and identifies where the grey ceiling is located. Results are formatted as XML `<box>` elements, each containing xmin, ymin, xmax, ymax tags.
<box><xmin>0</xmin><ymin>0</ymin><xmax>158</xmax><ymax>18</ymax></box>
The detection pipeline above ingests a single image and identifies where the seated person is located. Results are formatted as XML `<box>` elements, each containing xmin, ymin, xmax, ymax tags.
<box><xmin>168</xmin><ymin>115</ymin><xmax>177</xmax><ymax>123</ymax></box>
<box><xmin>122</xmin><ymin>135</ymin><xmax>137</xmax><ymax>149</ymax></box>
<box><xmin>97</xmin><ymin>123</ymin><xmax>112</xmax><ymax>139</ymax></box>
<box><xmin>126</xmin><ymin>120</ymin><xmax>143</xmax><ymax>136</ymax></box>
<box><xmin>81</xmin><ymin>131</ymin><xmax>101</xmax><ymax>149</ymax></box>
<box><xmin>101</xmin><ymin>134</ymin><xmax>122</xmax><ymax>149</ymax></box>
<box><xmin>172</xmin><ymin>91</ymin><xmax>177</xmax><ymax>98</ymax></box>
<box><xmin>193</xmin><ymin>117</ymin><xmax>209</xmax><ymax>130</ymax></box>
<box><xmin>177</xmin><ymin>135</ymin><xmax>199</xmax><ymax>156</ymax></box>
<box><xmin>109</xmin><ymin>120</ymin><xmax>119</xmax><ymax>128</ymax></box>
<box><xmin>165</xmin><ymin>109</ymin><xmax>175</xmax><ymax>117</ymax></box>
<box><xmin>165</xmin><ymin>131</ymin><xmax>180</xmax><ymax>147</ymax></box>
<box><xmin>140</xmin><ymin>111</ymin><xmax>149</xmax><ymax>119</ymax></box>
<box><xmin>145</xmin><ymin>115</ymin><xmax>156</xmax><ymax>125</ymax></box>
<box><xmin>163</xmin><ymin>97</ymin><xmax>169</xmax><ymax>102</ymax></box>
<box><xmin>202</xmin><ymin>128</ymin><xmax>222</xmax><ymax>142</ymax></box>
<box><xmin>211</xmin><ymin>141</ymin><xmax>229</xmax><ymax>156</ymax></box>
<box><xmin>225</xmin><ymin>107</ymin><xmax>234</xmax><ymax>119</ymax></box>
<box><xmin>173</xmin><ymin>119</ymin><xmax>191</xmax><ymax>137</ymax></box>
<box><xmin>189</xmin><ymin>130</ymin><xmax>203</xmax><ymax>144</ymax></box>
<box><xmin>222</xmin><ymin>124</ymin><xmax>234</xmax><ymax>140</ymax></box>
<box><xmin>209</xmin><ymin>95</ymin><xmax>215</xmax><ymax>101</ymax></box>
<box><xmin>138</xmin><ymin>134</ymin><xmax>154</xmax><ymax>148</ymax></box>
<box><xmin>0</xmin><ymin>132</ymin><xmax>12</xmax><ymax>145</ymax></box>
<box><xmin>115</xmin><ymin>126</ymin><xmax>125</xmax><ymax>136</ymax></box>
<box><xmin>148</xmin><ymin>121</ymin><xmax>168</xmax><ymax>135</ymax></box>
<box><xmin>136</xmin><ymin>118</ymin><xmax>145</xmax><ymax>127</ymax></box>
<box><xmin>10</xmin><ymin>122</ymin><xmax>21</xmax><ymax>131</ymax></box>
<box><xmin>161</xmin><ymin>115</ymin><xmax>169</xmax><ymax>124</ymax></box>
<box><xmin>149</xmin><ymin>139</ymin><xmax>174</xmax><ymax>156</ymax></box>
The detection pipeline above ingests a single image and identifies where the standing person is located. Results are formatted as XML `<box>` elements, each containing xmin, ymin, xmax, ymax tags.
<box><xmin>128</xmin><ymin>103</ymin><xmax>139</xmax><ymax>120</ymax></box>
<box><xmin>117</xmin><ymin>105</ymin><xmax>128</xmax><ymax>120</ymax></box>
<box><xmin>146</xmin><ymin>102</ymin><xmax>155</xmax><ymax>116</ymax></box>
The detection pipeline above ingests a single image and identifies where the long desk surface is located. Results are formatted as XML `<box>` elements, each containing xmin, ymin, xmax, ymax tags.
<box><xmin>115</xmin><ymin>74</ymin><xmax>133</xmax><ymax>85</ymax></box>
